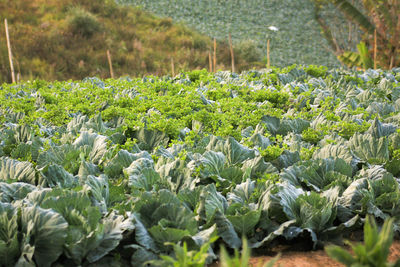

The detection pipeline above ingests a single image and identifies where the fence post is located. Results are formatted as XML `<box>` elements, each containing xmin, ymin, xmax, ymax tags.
<box><xmin>171</xmin><ymin>57</ymin><xmax>175</xmax><ymax>77</ymax></box>
<box><xmin>267</xmin><ymin>39</ymin><xmax>270</xmax><ymax>69</ymax></box>
<box><xmin>106</xmin><ymin>49</ymin><xmax>114</xmax><ymax>78</ymax></box>
<box><xmin>228</xmin><ymin>33</ymin><xmax>235</xmax><ymax>73</ymax></box>
<box><xmin>208</xmin><ymin>51</ymin><xmax>212</xmax><ymax>73</ymax></box>
<box><xmin>374</xmin><ymin>29</ymin><xmax>377</xmax><ymax>69</ymax></box>
<box><xmin>5</xmin><ymin>19</ymin><xmax>15</xmax><ymax>83</ymax></box>
<box><xmin>213</xmin><ymin>38</ymin><xmax>217</xmax><ymax>72</ymax></box>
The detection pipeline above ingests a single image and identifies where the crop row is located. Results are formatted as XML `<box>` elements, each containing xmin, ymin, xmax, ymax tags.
<box><xmin>0</xmin><ymin>65</ymin><xmax>400</xmax><ymax>266</ymax></box>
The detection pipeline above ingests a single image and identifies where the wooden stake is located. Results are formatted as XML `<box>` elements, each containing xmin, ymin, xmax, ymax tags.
<box><xmin>267</xmin><ymin>39</ymin><xmax>270</xmax><ymax>69</ymax></box>
<box><xmin>348</xmin><ymin>21</ymin><xmax>352</xmax><ymax>43</ymax></box>
<box><xmin>348</xmin><ymin>0</ymin><xmax>355</xmax><ymax>43</ymax></box>
<box><xmin>228</xmin><ymin>33</ymin><xmax>235</xmax><ymax>73</ymax></box>
<box><xmin>106</xmin><ymin>49</ymin><xmax>114</xmax><ymax>78</ymax></box>
<box><xmin>4</xmin><ymin>19</ymin><xmax>15</xmax><ymax>83</ymax></box>
<box><xmin>390</xmin><ymin>54</ymin><xmax>394</xmax><ymax>69</ymax></box>
<box><xmin>171</xmin><ymin>57</ymin><xmax>175</xmax><ymax>77</ymax></box>
<box><xmin>15</xmin><ymin>58</ymin><xmax>21</xmax><ymax>83</ymax></box>
<box><xmin>374</xmin><ymin>29</ymin><xmax>377</xmax><ymax>69</ymax></box>
<box><xmin>208</xmin><ymin>51</ymin><xmax>212</xmax><ymax>72</ymax></box>
<box><xmin>213</xmin><ymin>38</ymin><xmax>217</xmax><ymax>72</ymax></box>
<box><xmin>391</xmin><ymin>45</ymin><xmax>398</xmax><ymax>69</ymax></box>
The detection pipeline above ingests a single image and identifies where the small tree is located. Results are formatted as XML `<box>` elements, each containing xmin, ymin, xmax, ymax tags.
<box><xmin>67</xmin><ymin>7</ymin><xmax>101</xmax><ymax>38</ymax></box>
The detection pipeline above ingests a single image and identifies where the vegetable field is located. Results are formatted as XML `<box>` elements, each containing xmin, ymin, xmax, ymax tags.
<box><xmin>118</xmin><ymin>0</ymin><xmax>347</xmax><ymax>68</ymax></box>
<box><xmin>1</xmin><ymin>65</ymin><xmax>400</xmax><ymax>266</ymax></box>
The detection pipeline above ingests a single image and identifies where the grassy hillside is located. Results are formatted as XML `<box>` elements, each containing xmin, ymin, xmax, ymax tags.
<box><xmin>118</xmin><ymin>0</ymin><xmax>357</xmax><ymax>68</ymax></box>
<box><xmin>0</xmin><ymin>0</ymin><xmax>255</xmax><ymax>83</ymax></box>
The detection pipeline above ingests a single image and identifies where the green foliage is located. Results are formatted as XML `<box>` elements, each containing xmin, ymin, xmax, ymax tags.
<box><xmin>302</xmin><ymin>127</ymin><xmax>323</xmax><ymax>144</ymax></box>
<box><xmin>339</xmin><ymin>42</ymin><xmax>374</xmax><ymax>69</ymax></box>
<box><xmin>314</xmin><ymin>0</ymin><xmax>400</xmax><ymax>69</ymax></box>
<box><xmin>300</xmin><ymin>146</ymin><xmax>319</xmax><ymax>160</ymax></box>
<box><xmin>67</xmin><ymin>7</ymin><xmax>101</xmax><ymax>38</ymax></box>
<box><xmin>335</xmin><ymin>121</ymin><xmax>370</xmax><ymax>139</ymax></box>
<box><xmin>148</xmin><ymin>237</ymin><xmax>218</xmax><ymax>267</ymax></box>
<box><xmin>305</xmin><ymin>65</ymin><xmax>328</xmax><ymax>78</ymax></box>
<box><xmin>0</xmin><ymin>204</ymin><xmax>68</xmax><ymax>267</ymax></box>
<box><xmin>220</xmin><ymin>238</ymin><xmax>280</xmax><ymax>267</ymax></box>
<box><xmin>120</xmin><ymin>0</ymin><xmax>343</xmax><ymax>68</ymax></box>
<box><xmin>392</xmin><ymin>149</ymin><xmax>400</xmax><ymax>160</ymax></box>
<box><xmin>186</xmin><ymin>69</ymin><xmax>210</xmax><ymax>83</ymax></box>
<box><xmin>235</xmin><ymin>40</ymin><xmax>263</xmax><ymax>63</ymax></box>
<box><xmin>326</xmin><ymin>216</ymin><xmax>400</xmax><ymax>267</ymax></box>
<box><xmin>259</xmin><ymin>145</ymin><xmax>285</xmax><ymax>162</ymax></box>
<box><xmin>0</xmin><ymin>66</ymin><xmax>400</xmax><ymax>265</ymax></box>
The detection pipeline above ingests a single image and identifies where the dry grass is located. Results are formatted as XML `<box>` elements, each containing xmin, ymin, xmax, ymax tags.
<box><xmin>0</xmin><ymin>0</ymin><xmax>256</xmax><ymax>82</ymax></box>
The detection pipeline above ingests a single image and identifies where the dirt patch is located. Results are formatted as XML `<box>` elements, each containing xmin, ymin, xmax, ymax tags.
<box><xmin>211</xmin><ymin>241</ymin><xmax>400</xmax><ymax>267</ymax></box>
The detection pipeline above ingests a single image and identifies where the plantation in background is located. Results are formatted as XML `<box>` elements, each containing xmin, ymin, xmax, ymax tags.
<box><xmin>119</xmin><ymin>0</ymin><xmax>353</xmax><ymax>68</ymax></box>
<box><xmin>1</xmin><ymin>65</ymin><xmax>400</xmax><ymax>266</ymax></box>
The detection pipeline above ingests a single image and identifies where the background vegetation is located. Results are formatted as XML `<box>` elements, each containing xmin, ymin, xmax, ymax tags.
<box><xmin>1</xmin><ymin>0</ymin><xmax>397</xmax><ymax>83</ymax></box>
<box><xmin>314</xmin><ymin>0</ymin><xmax>399</xmax><ymax>70</ymax></box>
<box><xmin>0</xmin><ymin>0</ymin><xmax>256</xmax><ymax>83</ymax></box>
<box><xmin>119</xmin><ymin>0</ymin><xmax>354</xmax><ymax>68</ymax></box>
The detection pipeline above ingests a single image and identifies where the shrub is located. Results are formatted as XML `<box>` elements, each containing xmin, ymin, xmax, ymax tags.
<box><xmin>67</xmin><ymin>7</ymin><xmax>101</xmax><ymax>38</ymax></box>
<box><xmin>235</xmin><ymin>39</ymin><xmax>263</xmax><ymax>63</ymax></box>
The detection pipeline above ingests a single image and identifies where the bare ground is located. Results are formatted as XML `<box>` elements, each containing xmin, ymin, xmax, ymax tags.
<box><xmin>211</xmin><ymin>241</ymin><xmax>400</xmax><ymax>267</ymax></box>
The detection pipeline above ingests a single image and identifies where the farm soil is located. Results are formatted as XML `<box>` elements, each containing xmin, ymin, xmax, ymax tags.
<box><xmin>211</xmin><ymin>241</ymin><xmax>400</xmax><ymax>267</ymax></box>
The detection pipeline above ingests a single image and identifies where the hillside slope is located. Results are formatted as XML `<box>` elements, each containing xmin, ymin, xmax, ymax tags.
<box><xmin>119</xmin><ymin>0</ymin><xmax>351</xmax><ymax>68</ymax></box>
<box><xmin>0</xmin><ymin>0</ymin><xmax>253</xmax><ymax>82</ymax></box>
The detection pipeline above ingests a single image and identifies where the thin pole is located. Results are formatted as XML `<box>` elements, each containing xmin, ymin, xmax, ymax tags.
<box><xmin>391</xmin><ymin>45</ymin><xmax>398</xmax><ymax>69</ymax></box>
<box><xmin>228</xmin><ymin>33</ymin><xmax>235</xmax><ymax>73</ymax></box>
<box><xmin>374</xmin><ymin>29</ymin><xmax>377</xmax><ymax>69</ymax></box>
<box><xmin>106</xmin><ymin>49</ymin><xmax>114</xmax><ymax>78</ymax></box>
<box><xmin>15</xmin><ymin>58</ymin><xmax>21</xmax><ymax>82</ymax></box>
<box><xmin>208</xmin><ymin>51</ymin><xmax>212</xmax><ymax>72</ymax></box>
<box><xmin>390</xmin><ymin>54</ymin><xmax>394</xmax><ymax>69</ymax></box>
<box><xmin>348</xmin><ymin>0</ymin><xmax>354</xmax><ymax>43</ymax></box>
<box><xmin>4</xmin><ymin>19</ymin><xmax>15</xmax><ymax>83</ymax></box>
<box><xmin>171</xmin><ymin>57</ymin><xmax>175</xmax><ymax>76</ymax></box>
<box><xmin>267</xmin><ymin>39</ymin><xmax>270</xmax><ymax>69</ymax></box>
<box><xmin>213</xmin><ymin>38</ymin><xmax>217</xmax><ymax>72</ymax></box>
